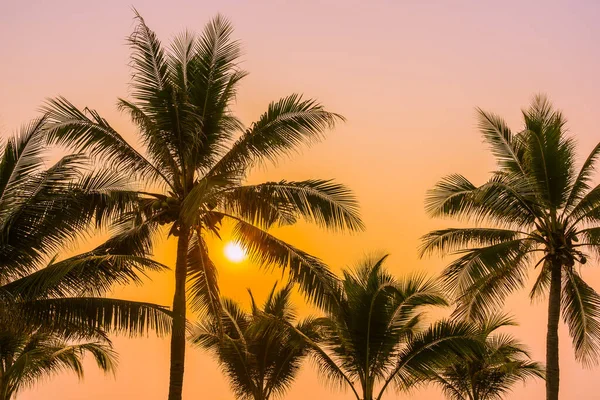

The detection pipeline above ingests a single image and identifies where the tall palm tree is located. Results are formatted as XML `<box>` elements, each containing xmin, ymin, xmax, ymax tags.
<box><xmin>282</xmin><ymin>255</ymin><xmax>479</xmax><ymax>400</ymax></box>
<box><xmin>0</xmin><ymin>119</ymin><xmax>171</xmax><ymax>337</ymax></box>
<box><xmin>0</xmin><ymin>318</ymin><xmax>116</xmax><ymax>400</ymax></box>
<box><xmin>43</xmin><ymin>12</ymin><xmax>363</xmax><ymax>400</ymax></box>
<box><xmin>427</xmin><ymin>314</ymin><xmax>544</xmax><ymax>400</ymax></box>
<box><xmin>193</xmin><ymin>283</ymin><xmax>320</xmax><ymax>400</ymax></box>
<box><xmin>420</xmin><ymin>95</ymin><xmax>600</xmax><ymax>400</ymax></box>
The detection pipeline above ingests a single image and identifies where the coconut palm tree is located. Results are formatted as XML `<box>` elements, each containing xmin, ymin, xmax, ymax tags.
<box><xmin>0</xmin><ymin>119</ymin><xmax>171</xmax><ymax>337</ymax></box>
<box><xmin>43</xmin><ymin>12</ymin><xmax>363</xmax><ymax>400</ymax></box>
<box><xmin>193</xmin><ymin>283</ymin><xmax>320</xmax><ymax>400</ymax></box>
<box><xmin>0</xmin><ymin>318</ymin><xmax>116</xmax><ymax>400</ymax></box>
<box><xmin>420</xmin><ymin>95</ymin><xmax>600</xmax><ymax>400</ymax></box>
<box><xmin>427</xmin><ymin>314</ymin><xmax>544</xmax><ymax>400</ymax></box>
<box><xmin>281</xmin><ymin>255</ymin><xmax>479</xmax><ymax>400</ymax></box>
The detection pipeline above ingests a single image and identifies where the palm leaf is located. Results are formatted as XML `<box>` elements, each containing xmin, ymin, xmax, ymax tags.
<box><xmin>186</xmin><ymin>229</ymin><xmax>221</xmax><ymax>318</ymax></box>
<box><xmin>562</xmin><ymin>268</ymin><xmax>600</xmax><ymax>366</ymax></box>
<box><xmin>42</xmin><ymin>96</ymin><xmax>170</xmax><ymax>186</ymax></box>
<box><xmin>209</xmin><ymin>94</ymin><xmax>344</xmax><ymax>178</ymax></box>
<box><xmin>18</xmin><ymin>298</ymin><xmax>172</xmax><ymax>337</ymax></box>
<box><xmin>220</xmin><ymin>179</ymin><xmax>364</xmax><ymax>231</ymax></box>
<box><xmin>231</xmin><ymin>217</ymin><xmax>338</xmax><ymax>311</ymax></box>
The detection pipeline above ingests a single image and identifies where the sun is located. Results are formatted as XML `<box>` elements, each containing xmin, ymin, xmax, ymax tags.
<box><xmin>224</xmin><ymin>241</ymin><xmax>246</xmax><ymax>263</ymax></box>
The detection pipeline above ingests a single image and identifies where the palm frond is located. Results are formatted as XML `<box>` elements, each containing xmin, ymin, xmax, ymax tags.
<box><xmin>230</xmin><ymin>217</ymin><xmax>338</xmax><ymax>311</ymax></box>
<box><xmin>564</xmin><ymin>142</ymin><xmax>600</xmax><ymax>214</ymax></box>
<box><xmin>0</xmin><ymin>117</ymin><xmax>46</xmax><ymax>198</ymax></box>
<box><xmin>443</xmin><ymin>240</ymin><xmax>534</xmax><ymax>320</ymax></box>
<box><xmin>42</xmin><ymin>96</ymin><xmax>171</xmax><ymax>186</ymax></box>
<box><xmin>382</xmin><ymin>320</ymin><xmax>480</xmax><ymax>397</ymax></box>
<box><xmin>521</xmin><ymin>95</ymin><xmax>575</xmax><ymax>208</ymax></box>
<box><xmin>116</xmin><ymin>98</ymin><xmax>180</xmax><ymax>184</ymax></box>
<box><xmin>1</xmin><ymin>330</ymin><xmax>116</xmax><ymax>398</ymax></box>
<box><xmin>187</xmin><ymin>14</ymin><xmax>247</xmax><ymax>171</ymax></box>
<box><xmin>186</xmin><ymin>230</ymin><xmax>221</xmax><ymax>318</ymax></box>
<box><xmin>476</xmin><ymin>108</ymin><xmax>525</xmax><ymax>175</ymax></box>
<box><xmin>3</xmin><ymin>251</ymin><xmax>165</xmax><ymax>300</ymax></box>
<box><xmin>209</xmin><ymin>94</ymin><xmax>344</xmax><ymax>178</ymax></box>
<box><xmin>568</xmin><ymin>184</ymin><xmax>600</xmax><ymax>224</ymax></box>
<box><xmin>419</xmin><ymin>228</ymin><xmax>522</xmax><ymax>258</ymax></box>
<box><xmin>18</xmin><ymin>298</ymin><xmax>172</xmax><ymax>337</ymax></box>
<box><xmin>128</xmin><ymin>9</ymin><xmax>170</xmax><ymax>103</ymax></box>
<box><xmin>562</xmin><ymin>268</ymin><xmax>600</xmax><ymax>366</ymax></box>
<box><xmin>425</xmin><ymin>173</ymin><xmax>539</xmax><ymax>226</ymax></box>
<box><xmin>220</xmin><ymin>179</ymin><xmax>364</xmax><ymax>231</ymax></box>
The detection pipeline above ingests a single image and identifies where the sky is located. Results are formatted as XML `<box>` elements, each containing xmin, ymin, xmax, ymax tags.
<box><xmin>2</xmin><ymin>0</ymin><xmax>600</xmax><ymax>398</ymax></box>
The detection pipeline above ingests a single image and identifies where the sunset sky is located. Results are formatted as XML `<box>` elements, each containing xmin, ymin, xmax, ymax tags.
<box><xmin>3</xmin><ymin>0</ymin><xmax>600</xmax><ymax>399</ymax></box>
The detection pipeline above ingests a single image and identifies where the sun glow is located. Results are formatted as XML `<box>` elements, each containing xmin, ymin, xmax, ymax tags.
<box><xmin>224</xmin><ymin>242</ymin><xmax>247</xmax><ymax>263</ymax></box>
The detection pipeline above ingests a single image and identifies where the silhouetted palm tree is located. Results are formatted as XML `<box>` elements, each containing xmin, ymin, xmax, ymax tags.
<box><xmin>420</xmin><ymin>95</ymin><xmax>600</xmax><ymax>400</ymax></box>
<box><xmin>427</xmin><ymin>314</ymin><xmax>544</xmax><ymax>400</ymax></box>
<box><xmin>43</xmin><ymin>12</ymin><xmax>362</xmax><ymax>400</ymax></box>
<box><xmin>285</xmin><ymin>255</ymin><xmax>479</xmax><ymax>400</ymax></box>
<box><xmin>0</xmin><ymin>120</ymin><xmax>171</xmax><ymax>336</ymax></box>
<box><xmin>0</xmin><ymin>319</ymin><xmax>115</xmax><ymax>400</ymax></box>
<box><xmin>193</xmin><ymin>283</ymin><xmax>320</xmax><ymax>400</ymax></box>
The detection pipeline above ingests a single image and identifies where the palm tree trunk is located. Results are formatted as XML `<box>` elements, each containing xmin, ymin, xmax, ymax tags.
<box><xmin>363</xmin><ymin>380</ymin><xmax>372</xmax><ymax>400</ymax></box>
<box><xmin>168</xmin><ymin>223</ymin><xmax>191</xmax><ymax>400</ymax></box>
<box><xmin>546</xmin><ymin>260</ymin><xmax>561</xmax><ymax>400</ymax></box>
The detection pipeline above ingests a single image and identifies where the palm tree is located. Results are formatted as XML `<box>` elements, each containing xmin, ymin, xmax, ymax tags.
<box><xmin>0</xmin><ymin>119</ymin><xmax>171</xmax><ymax>337</ymax></box>
<box><xmin>420</xmin><ymin>95</ymin><xmax>600</xmax><ymax>400</ymax></box>
<box><xmin>427</xmin><ymin>314</ymin><xmax>544</xmax><ymax>400</ymax></box>
<box><xmin>0</xmin><ymin>317</ymin><xmax>116</xmax><ymax>400</ymax></box>
<box><xmin>43</xmin><ymin>12</ymin><xmax>363</xmax><ymax>400</ymax></box>
<box><xmin>282</xmin><ymin>255</ymin><xmax>479</xmax><ymax>400</ymax></box>
<box><xmin>193</xmin><ymin>283</ymin><xmax>320</xmax><ymax>400</ymax></box>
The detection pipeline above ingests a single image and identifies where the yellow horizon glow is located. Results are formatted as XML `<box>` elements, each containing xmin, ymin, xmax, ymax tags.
<box><xmin>223</xmin><ymin>242</ymin><xmax>247</xmax><ymax>263</ymax></box>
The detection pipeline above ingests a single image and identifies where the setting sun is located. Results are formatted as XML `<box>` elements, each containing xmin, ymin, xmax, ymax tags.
<box><xmin>223</xmin><ymin>242</ymin><xmax>246</xmax><ymax>263</ymax></box>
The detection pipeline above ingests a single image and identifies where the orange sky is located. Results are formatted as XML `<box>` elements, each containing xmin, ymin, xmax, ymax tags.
<box><xmin>3</xmin><ymin>0</ymin><xmax>600</xmax><ymax>399</ymax></box>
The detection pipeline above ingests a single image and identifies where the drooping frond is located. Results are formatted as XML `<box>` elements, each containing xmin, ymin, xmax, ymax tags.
<box><xmin>0</xmin><ymin>329</ymin><xmax>117</xmax><ymax>399</ymax></box>
<box><xmin>220</xmin><ymin>179</ymin><xmax>364</xmax><ymax>232</ymax></box>
<box><xmin>530</xmin><ymin>261</ymin><xmax>551</xmax><ymax>301</ymax></box>
<box><xmin>564</xmin><ymin>142</ymin><xmax>600</xmax><ymax>214</ymax></box>
<box><xmin>231</xmin><ymin>218</ymin><xmax>338</xmax><ymax>311</ymax></box>
<box><xmin>424</xmin><ymin>315</ymin><xmax>543</xmax><ymax>400</ymax></box>
<box><xmin>0</xmin><ymin>156</ymin><xmax>144</xmax><ymax>281</ymax></box>
<box><xmin>186</xmin><ymin>230</ymin><xmax>221</xmax><ymax>318</ymax></box>
<box><xmin>383</xmin><ymin>320</ymin><xmax>480</xmax><ymax>396</ymax></box>
<box><xmin>2</xmin><ymin>251</ymin><xmax>165</xmax><ymax>300</ymax></box>
<box><xmin>567</xmin><ymin>184</ymin><xmax>600</xmax><ymax>224</ymax></box>
<box><xmin>18</xmin><ymin>298</ymin><xmax>172</xmax><ymax>337</ymax></box>
<box><xmin>443</xmin><ymin>239</ymin><xmax>534</xmax><ymax>319</ymax></box>
<box><xmin>1</xmin><ymin>154</ymin><xmax>87</xmax><ymax>277</ymax></box>
<box><xmin>562</xmin><ymin>268</ymin><xmax>600</xmax><ymax>366</ymax></box>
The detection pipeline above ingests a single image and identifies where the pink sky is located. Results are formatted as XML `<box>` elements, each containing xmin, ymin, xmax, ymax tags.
<box><xmin>3</xmin><ymin>0</ymin><xmax>600</xmax><ymax>399</ymax></box>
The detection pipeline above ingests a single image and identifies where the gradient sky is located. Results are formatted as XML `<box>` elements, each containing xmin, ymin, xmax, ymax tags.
<box><xmin>3</xmin><ymin>0</ymin><xmax>600</xmax><ymax>399</ymax></box>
